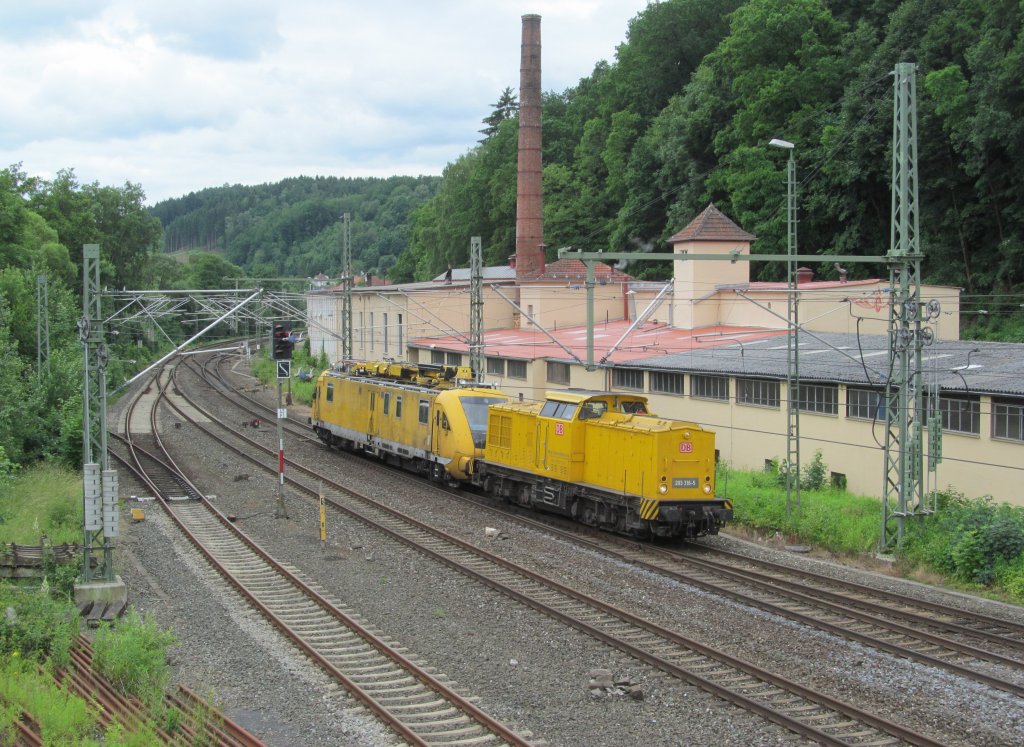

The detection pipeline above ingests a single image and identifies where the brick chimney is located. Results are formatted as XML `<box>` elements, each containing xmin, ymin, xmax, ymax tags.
<box><xmin>515</xmin><ymin>14</ymin><xmax>545</xmax><ymax>282</ymax></box>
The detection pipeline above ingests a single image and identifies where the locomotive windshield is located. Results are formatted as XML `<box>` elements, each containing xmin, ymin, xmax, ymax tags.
<box><xmin>460</xmin><ymin>396</ymin><xmax>507</xmax><ymax>448</ymax></box>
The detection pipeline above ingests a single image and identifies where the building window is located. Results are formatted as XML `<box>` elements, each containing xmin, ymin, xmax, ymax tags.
<box><xmin>691</xmin><ymin>374</ymin><xmax>729</xmax><ymax>401</ymax></box>
<box><xmin>487</xmin><ymin>357</ymin><xmax>505</xmax><ymax>376</ymax></box>
<box><xmin>418</xmin><ymin>399</ymin><xmax>429</xmax><ymax>424</ymax></box>
<box><xmin>847</xmin><ymin>387</ymin><xmax>885</xmax><ymax>421</ymax></box>
<box><xmin>992</xmin><ymin>398</ymin><xmax>1024</xmax><ymax>441</ymax></box>
<box><xmin>940</xmin><ymin>395</ymin><xmax>980</xmax><ymax>435</ymax></box>
<box><xmin>612</xmin><ymin>368</ymin><xmax>644</xmax><ymax>391</ymax></box>
<box><xmin>431</xmin><ymin>349</ymin><xmax>445</xmax><ymax>365</ymax></box>
<box><xmin>359</xmin><ymin>312</ymin><xmax>364</xmax><ymax>351</ymax></box>
<box><xmin>369</xmin><ymin>312</ymin><xmax>374</xmax><ymax>351</ymax></box>
<box><xmin>397</xmin><ymin>314</ymin><xmax>404</xmax><ymax>355</ymax></box>
<box><xmin>737</xmin><ymin>378</ymin><xmax>779</xmax><ymax>408</ymax></box>
<box><xmin>326</xmin><ymin>382</ymin><xmax>334</xmax><ymax>403</ymax></box>
<box><xmin>650</xmin><ymin>371</ymin><xmax>684</xmax><ymax>396</ymax></box>
<box><xmin>446</xmin><ymin>352</ymin><xmax>461</xmax><ymax>366</ymax></box>
<box><xmin>798</xmin><ymin>383</ymin><xmax>838</xmax><ymax>415</ymax></box>
<box><xmin>383</xmin><ymin>313</ymin><xmax>389</xmax><ymax>353</ymax></box>
<box><xmin>395</xmin><ymin>395</ymin><xmax>403</xmax><ymax>419</ymax></box>
<box><xmin>508</xmin><ymin>360</ymin><xmax>527</xmax><ymax>379</ymax></box>
<box><xmin>547</xmin><ymin>361</ymin><xmax>570</xmax><ymax>385</ymax></box>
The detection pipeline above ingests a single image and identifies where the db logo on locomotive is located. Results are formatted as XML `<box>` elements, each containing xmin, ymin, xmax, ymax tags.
<box><xmin>678</xmin><ymin>442</ymin><xmax>693</xmax><ymax>453</ymax></box>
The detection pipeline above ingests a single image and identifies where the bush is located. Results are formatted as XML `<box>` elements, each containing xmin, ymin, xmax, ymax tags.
<box><xmin>902</xmin><ymin>491</ymin><xmax>1024</xmax><ymax>588</ymax></box>
<box><xmin>801</xmin><ymin>450</ymin><xmax>828</xmax><ymax>491</ymax></box>
<box><xmin>93</xmin><ymin>607</ymin><xmax>177</xmax><ymax>707</ymax></box>
<box><xmin>0</xmin><ymin>584</ymin><xmax>79</xmax><ymax>668</ymax></box>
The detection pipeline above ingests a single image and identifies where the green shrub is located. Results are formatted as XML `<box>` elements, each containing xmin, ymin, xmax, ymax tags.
<box><xmin>902</xmin><ymin>492</ymin><xmax>1024</xmax><ymax>587</ymax></box>
<box><xmin>0</xmin><ymin>584</ymin><xmax>78</xmax><ymax>668</ymax></box>
<box><xmin>92</xmin><ymin>608</ymin><xmax>177</xmax><ymax>707</ymax></box>
<box><xmin>996</xmin><ymin>555</ymin><xmax>1024</xmax><ymax>603</ymax></box>
<box><xmin>801</xmin><ymin>450</ymin><xmax>828</xmax><ymax>491</ymax></box>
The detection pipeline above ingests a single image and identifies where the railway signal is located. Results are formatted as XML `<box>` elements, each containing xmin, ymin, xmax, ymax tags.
<box><xmin>272</xmin><ymin>322</ymin><xmax>294</xmax><ymax>360</ymax></box>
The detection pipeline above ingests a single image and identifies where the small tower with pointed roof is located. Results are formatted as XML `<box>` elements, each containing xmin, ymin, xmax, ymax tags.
<box><xmin>670</xmin><ymin>204</ymin><xmax>755</xmax><ymax>329</ymax></box>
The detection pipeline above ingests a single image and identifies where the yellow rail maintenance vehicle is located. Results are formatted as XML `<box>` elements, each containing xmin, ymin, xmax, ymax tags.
<box><xmin>310</xmin><ymin>361</ymin><xmax>510</xmax><ymax>481</ymax></box>
<box><xmin>475</xmin><ymin>390</ymin><xmax>728</xmax><ymax>539</ymax></box>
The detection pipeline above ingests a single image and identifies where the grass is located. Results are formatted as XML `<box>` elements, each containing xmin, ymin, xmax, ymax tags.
<box><xmin>0</xmin><ymin>589</ymin><xmax>172</xmax><ymax>746</ymax></box>
<box><xmin>0</xmin><ymin>463</ymin><xmax>83</xmax><ymax>545</ymax></box>
<box><xmin>718</xmin><ymin>464</ymin><xmax>881</xmax><ymax>554</ymax></box>
<box><xmin>0</xmin><ymin>584</ymin><xmax>79</xmax><ymax>668</ymax></box>
<box><xmin>0</xmin><ymin>658</ymin><xmax>97</xmax><ymax>744</ymax></box>
<box><xmin>718</xmin><ymin>461</ymin><xmax>1024</xmax><ymax>605</ymax></box>
<box><xmin>92</xmin><ymin>608</ymin><xmax>177</xmax><ymax>710</ymax></box>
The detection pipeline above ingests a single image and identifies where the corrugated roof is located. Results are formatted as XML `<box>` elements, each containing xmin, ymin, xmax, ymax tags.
<box><xmin>415</xmin><ymin>319</ymin><xmax>1024</xmax><ymax>398</ymax></box>
<box><xmin>668</xmin><ymin>203</ymin><xmax>756</xmax><ymax>244</ymax></box>
<box><xmin>618</xmin><ymin>333</ymin><xmax>1024</xmax><ymax>397</ymax></box>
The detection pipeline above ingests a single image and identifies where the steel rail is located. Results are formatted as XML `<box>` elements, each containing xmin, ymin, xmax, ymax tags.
<box><xmin>170</xmin><ymin>356</ymin><xmax>947</xmax><ymax>747</ymax></box>
<box><xmin>115</xmin><ymin>363</ymin><xmax>531</xmax><ymax>747</ymax></box>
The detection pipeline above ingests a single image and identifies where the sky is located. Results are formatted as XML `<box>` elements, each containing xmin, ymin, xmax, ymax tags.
<box><xmin>0</xmin><ymin>0</ymin><xmax>652</xmax><ymax>205</ymax></box>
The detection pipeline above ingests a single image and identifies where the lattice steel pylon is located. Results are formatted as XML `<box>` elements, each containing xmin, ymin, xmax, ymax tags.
<box><xmin>470</xmin><ymin>236</ymin><xmax>484</xmax><ymax>381</ymax></box>
<box><xmin>881</xmin><ymin>62</ymin><xmax>928</xmax><ymax>551</ymax></box>
<box><xmin>79</xmin><ymin>244</ymin><xmax>114</xmax><ymax>582</ymax></box>
<box><xmin>341</xmin><ymin>212</ymin><xmax>353</xmax><ymax>364</ymax></box>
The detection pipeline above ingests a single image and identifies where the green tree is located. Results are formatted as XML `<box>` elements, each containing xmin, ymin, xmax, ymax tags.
<box><xmin>480</xmin><ymin>86</ymin><xmax>518</xmax><ymax>141</ymax></box>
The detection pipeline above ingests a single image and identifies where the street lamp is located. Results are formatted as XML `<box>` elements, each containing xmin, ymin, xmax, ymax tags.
<box><xmin>769</xmin><ymin>137</ymin><xmax>799</xmax><ymax>513</ymax></box>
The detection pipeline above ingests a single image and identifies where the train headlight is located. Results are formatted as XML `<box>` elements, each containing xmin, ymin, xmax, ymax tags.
<box><xmin>703</xmin><ymin>484</ymin><xmax>712</xmax><ymax>494</ymax></box>
<box><xmin>658</xmin><ymin>484</ymin><xmax>668</xmax><ymax>494</ymax></box>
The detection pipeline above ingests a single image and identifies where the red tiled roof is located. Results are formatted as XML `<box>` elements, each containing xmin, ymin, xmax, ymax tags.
<box><xmin>528</xmin><ymin>259</ymin><xmax>631</xmax><ymax>283</ymax></box>
<box><xmin>412</xmin><ymin>321</ymin><xmax>785</xmax><ymax>365</ymax></box>
<box><xmin>668</xmin><ymin>203</ymin><xmax>756</xmax><ymax>244</ymax></box>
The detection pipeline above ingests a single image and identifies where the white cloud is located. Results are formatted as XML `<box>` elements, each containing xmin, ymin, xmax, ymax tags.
<box><xmin>0</xmin><ymin>0</ymin><xmax>651</xmax><ymax>203</ymax></box>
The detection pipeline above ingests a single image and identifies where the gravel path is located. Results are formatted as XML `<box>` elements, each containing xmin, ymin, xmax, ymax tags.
<box><xmin>109</xmin><ymin>361</ymin><xmax>1024</xmax><ymax>746</ymax></box>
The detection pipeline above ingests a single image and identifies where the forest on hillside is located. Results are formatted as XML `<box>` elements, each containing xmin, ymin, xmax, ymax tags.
<box><xmin>392</xmin><ymin>0</ymin><xmax>1023</xmax><ymax>335</ymax></box>
<box><xmin>144</xmin><ymin>0</ymin><xmax>1023</xmax><ymax>334</ymax></box>
<box><xmin>149</xmin><ymin>175</ymin><xmax>440</xmax><ymax>281</ymax></box>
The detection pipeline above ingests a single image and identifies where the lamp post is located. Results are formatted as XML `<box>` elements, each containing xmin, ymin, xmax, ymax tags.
<box><xmin>769</xmin><ymin>138</ymin><xmax>800</xmax><ymax>513</ymax></box>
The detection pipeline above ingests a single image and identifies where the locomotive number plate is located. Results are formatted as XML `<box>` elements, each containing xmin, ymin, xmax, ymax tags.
<box><xmin>678</xmin><ymin>442</ymin><xmax>693</xmax><ymax>453</ymax></box>
<box><xmin>673</xmin><ymin>478</ymin><xmax>699</xmax><ymax>488</ymax></box>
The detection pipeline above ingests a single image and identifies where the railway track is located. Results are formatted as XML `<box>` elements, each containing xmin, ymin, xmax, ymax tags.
<box><xmin>196</xmin><ymin>351</ymin><xmax>1024</xmax><ymax>699</ymax></box>
<box><xmin>113</xmin><ymin>364</ymin><xmax>535</xmax><ymax>747</ymax></box>
<box><xmin>167</xmin><ymin>353</ymin><xmax>952</xmax><ymax>746</ymax></box>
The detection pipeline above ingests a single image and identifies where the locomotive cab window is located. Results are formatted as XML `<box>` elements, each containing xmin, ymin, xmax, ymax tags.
<box><xmin>441</xmin><ymin>413</ymin><xmax>450</xmax><ymax>431</ymax></box>
<box><xmin>540</xmin><ymin>401</ymin><xmax>578</xmax><ymax>419</ymax></box>
<box><xmin>325</xmin><ymin>383</ymin><xmax>333</xmax><ymax>403</ymax></box>
<box><xmin>579</xmin><ymin>401</ymin><xmax>607</xmax><ymax>420</ymax></box>
<box><xmin>460</xmin><ymin>396</ymin><xmax>508</xmax><ymax>448</ymax></box>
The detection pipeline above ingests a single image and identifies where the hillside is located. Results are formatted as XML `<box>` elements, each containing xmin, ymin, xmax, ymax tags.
<box><xmin>149</xmin><ymin>174</ymin><xmax>440</xmax><ymax>280</ymax></box>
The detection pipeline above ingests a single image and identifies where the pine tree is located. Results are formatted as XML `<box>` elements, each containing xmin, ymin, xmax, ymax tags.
<box><xmin>479</xmin><ymin>87</ymin><xmax>519</xmax><ymax>141</ymax></box>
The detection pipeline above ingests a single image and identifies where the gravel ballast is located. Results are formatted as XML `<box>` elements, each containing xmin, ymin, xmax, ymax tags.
<box><xmin>109</xmin><ymin>362</ymin><xmax>1024</xmax><ymax>746</ymax></box>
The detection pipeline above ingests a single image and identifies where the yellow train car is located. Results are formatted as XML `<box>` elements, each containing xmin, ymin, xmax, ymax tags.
<box><xmin>477</xmin><ymin>390</ymin><xmax>729</xmax><ymax>538</ymax></box>
<box><xmin>310</xmin><ymin>362</ymin><xmax>510</xmax><ymax>481</ymax></box>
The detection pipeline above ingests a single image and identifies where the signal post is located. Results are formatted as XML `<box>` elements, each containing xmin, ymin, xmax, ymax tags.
<box><xmin>272</xmin><ymin>322</ymin><xmax>294</xmax><ymax>519</ymax></box>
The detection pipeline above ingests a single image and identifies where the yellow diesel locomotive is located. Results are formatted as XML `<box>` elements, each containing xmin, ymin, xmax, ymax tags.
<box><xmin>310</xmin><ymin>362</ymin><xmax>731</xmax><ymax>539</ymax></box>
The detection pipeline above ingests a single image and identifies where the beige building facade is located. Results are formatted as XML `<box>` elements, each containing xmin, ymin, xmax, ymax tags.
<box><xmin>305</xmin><ymin>204</ymin><xmax>1020</xmax><ymax>507</ymax></box>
